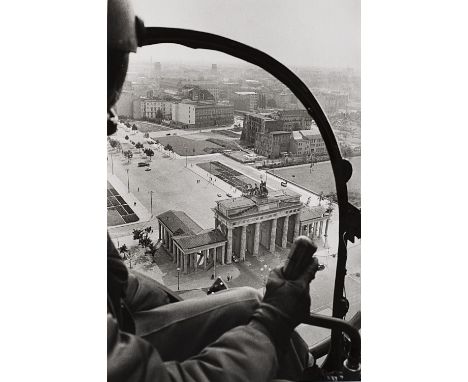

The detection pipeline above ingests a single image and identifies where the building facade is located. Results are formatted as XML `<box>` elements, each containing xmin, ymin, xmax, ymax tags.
<box><xmin>298</xmin><ymin>127</ymin><xmax>327</xmax><ymax>155</ymax></box>
<box><xmin>171</xmin><ymin>102</ymin><xmax>196</xmax><ymax>125</ymax></box>
<box><xmin>158</xmin><ymin>194</ymin><xmax>330</xmax><ymax>274</ymax></box>
<box><xmin>143</xmin><ymin>99</ymin><xmax>173</xmax><ymax>120</ymax></box>
<box><xmin>213</xmin><ymin>190</ymin><xmax>330</xmax><ymax>262</ymax></box>
<box><xmin>157</xmin><ymin>210</ymin><xmax>227</xmax><ymax>275</ymax></box>
<box><xmin>243</xmin><ymin>112</ymin><xmax>282</xmax><ymax>145</ymax></box>
<box><xmin>276</xmin><ymin>109</ymin><xmax>313</xmax><ymax>131</ymax></box>
<box><xmin>232</xmin><ymin>91</ymin><xmax>258</xmax><ymax>112</ymax></box>
<box><xmin>132</xmin><ymin>98</ymin><xmax>145</xmax><ymax>120</ymax></box>
<box><xmin>255</xmin><ymin>131</ymin><xmax>292</xmax><ymax>158</ymax></box>
<box><xmin>172</xmin><ymin>101</ymin><xmax>234</xmax><ymax>128</ymax></box>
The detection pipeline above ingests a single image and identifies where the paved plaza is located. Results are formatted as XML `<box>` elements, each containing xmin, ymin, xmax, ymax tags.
<box><xmin>107</xmin><ymin>126</ymin><xmax>360</xmax><ymax>347</ymax></box>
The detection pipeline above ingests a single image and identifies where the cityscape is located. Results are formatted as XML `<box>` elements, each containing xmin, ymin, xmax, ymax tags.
<box><xmin>107</xmin><ymin>55</ymin><xmax>360</xmax><ymax>347</ymax></box>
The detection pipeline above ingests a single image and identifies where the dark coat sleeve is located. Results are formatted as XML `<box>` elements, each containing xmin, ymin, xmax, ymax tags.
<box><xmin>108</xmin><ymin>314</ymin><xmax>278</xmax><ymax>382</ymax></box>
<box><xmin>124</xmin><ymin>270</ymin><xmax>172</xmax><ymax>313</ymax></box>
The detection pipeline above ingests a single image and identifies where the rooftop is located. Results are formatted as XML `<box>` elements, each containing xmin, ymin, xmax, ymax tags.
<box><xmin>217</xmin><ymin>197</ymin><xmax>256</xmax><ymax>209</ymax></box>
<box><xmin>292</xmin><ymin>131</ymin><xmax>303</xmax><ymax>140</ymax></box>
<box><xmin>299</xmin><ymin>127</ymin><xmax>321</xmax><ymax>138</ymax></box>
<box><xmin>245</xmin><ymin>112</ymin><xmax>276</xmax><ymax>121</ymax></box>
<box><xmin>234</xmin><ymin>91</ymin><xmax>257</xmax><ymax>95</ymax></box>
<box><xmin>157</xmin><ymin>210</ymin><xmax>203</xmax><ymax>236</ymax></box>
<box><xmin>179</xmin><ymin>100</ymin><xmax>232</xmax><ymax>108</ymax></box>
<box><xmin>300</xmin><ymin>206</ymin><xmax>327</xmax><ymax>221</ymax></box>
<box><xmin>216</xmin><ymin>189</ymin><xmax>302</xmax><ymax>217</ymax></box>
<box><xmin>173</xmin><ymin>229</ymin><xmax>227</xmax><ymax>251</ymax></box>
<box><xmin>270</xmin><ymin>131</ymin><xmax>292</xmax><ymax>136</ymax></box>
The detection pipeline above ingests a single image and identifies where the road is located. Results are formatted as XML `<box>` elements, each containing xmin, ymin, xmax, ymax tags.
<box><xmin>107</xmin><ymin>125</ymin><xmax>360</xmax><ymax>346</ymax></box>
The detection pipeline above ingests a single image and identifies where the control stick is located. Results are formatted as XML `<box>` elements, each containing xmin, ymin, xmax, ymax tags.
<box><xmin>283</xmin><ymin>236</ymin><xmax>318</xmax><ymax>280</ymax></box>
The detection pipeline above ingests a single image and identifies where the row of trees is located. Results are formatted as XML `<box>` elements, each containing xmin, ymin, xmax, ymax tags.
<box><xmin>108</xmin><ymin>138</ymin><xmax>122</xmax><ymax>152</ymax></box>
<box><xmin>117</xmin><ymin>226</ymin><xmax>159</xmax><ymax>268</ymax></box>
<box><xmin>123</xmin><ymin>121</ymin><xmax>138</xmax><ymax>131</ymax></box>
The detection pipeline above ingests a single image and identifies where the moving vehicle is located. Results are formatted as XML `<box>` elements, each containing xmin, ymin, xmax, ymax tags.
<box><xmin>281</xmin><ymin>181</ymin><xmax>288</xmax><ymax>187</ymax></box>
<box><xmin>138</xmin><ymin>162</ymin><xmax>150</xmax><ymax>167</ymax></box>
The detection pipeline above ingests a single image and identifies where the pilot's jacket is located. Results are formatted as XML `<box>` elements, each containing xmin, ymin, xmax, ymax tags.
<box><xmin>107</xmin><ymin>236</ymin><xmax>278</xmax><ymax>382</ymax></box>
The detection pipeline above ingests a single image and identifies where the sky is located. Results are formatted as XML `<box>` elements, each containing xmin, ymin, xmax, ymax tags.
<box><xmin>132</xmin><ymin>0</ymin><xmax>360</xmax><ymax>70</ymax></box>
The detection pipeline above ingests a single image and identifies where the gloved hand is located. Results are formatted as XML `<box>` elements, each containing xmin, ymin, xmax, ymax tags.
<box><xmin>250</xmin><ymin>257</ymin><xmax>319</xmax><ymax>351</ymax></box>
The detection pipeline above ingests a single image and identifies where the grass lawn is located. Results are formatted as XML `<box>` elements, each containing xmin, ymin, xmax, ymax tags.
<box><xmin>157</xmin><ymin>136</ymin><xmax>223</xmax><ymax>156</ymax></box>
<box><xmin>270</xmin><ymin>156</ymin><xmax>361</xmax><ymax>207</ymax></box>
<box><xmin>134</xmin><ymin>121</ymin><xmax>170</xmax><ymax>133</ymax></box>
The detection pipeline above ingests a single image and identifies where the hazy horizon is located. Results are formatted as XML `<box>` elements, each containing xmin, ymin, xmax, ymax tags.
<box><xmin>132</xmin><ymin>0</ymin><xmax>360</xmax><ymax>70</ymax></box>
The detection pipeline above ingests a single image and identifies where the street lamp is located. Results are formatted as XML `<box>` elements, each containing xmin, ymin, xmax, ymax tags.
<box><xmin>213</xmin><ymin>250</ymin><xmax>217</xmax><ymax>278</ymax></box>
<box><xmin>184</xmin><ymin>146</ymin><xmax>188</xmax><ymax>167</ymax></box>
<box><xmin>149</xmin><ymin>190</ymin><xmax>153</xmax><ymax>217</ymax></box>
<box><xmin>111</xmin><ymin>152</ymin><xmax>114</xmax><ymax>175</ymax></box>
<box><xmin>126</xmin><ymin>168</ymin><xmax>130</xmax><ymax>193</ymax></box>
<box><xmin>176</xmin><ymin>267</ymin><xmax>180</xmax><ymax>291</ymax></box>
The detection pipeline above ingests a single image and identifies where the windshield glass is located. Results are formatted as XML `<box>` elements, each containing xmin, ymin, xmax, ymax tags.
<box><xmin>108</xmin><ymin>31</ymin><xmax>360</xmax><ymax>351</ymax></box>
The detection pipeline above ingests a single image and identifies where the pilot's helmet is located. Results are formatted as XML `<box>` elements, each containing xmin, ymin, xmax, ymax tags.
<box><xmin>107</xmin><ymin>0</ymin><xmax>140</xmax><ymax>134</ymax></box>
<box><xmin>108</xmin><ymin>0</ymin><xmax>138</xmax><ymax>53</ymax></box>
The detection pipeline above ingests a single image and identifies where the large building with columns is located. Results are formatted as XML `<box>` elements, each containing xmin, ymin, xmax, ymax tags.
<box><xmin>157</xmin><ymin>210</ymin><xmax>227</xmax><ymax>274</ymax></box>
<box><xmin>213</xmin><ymin>190</ymin><xmax>304</xmax><ymax>262</ymax></box>
<box><xmin>157</xmin><ymin>195</ymin><xmax>331</xmax><ymax>274</ymax></box>
<box><xmin>299</xmin><ymin>205</ymin><xmax>330</xmax><ymax>239</ymax></box>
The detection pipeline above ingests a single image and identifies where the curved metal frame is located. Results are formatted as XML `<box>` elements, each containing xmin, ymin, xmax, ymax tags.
<box><xmin>138</xmin><ymin>25</ymin><xmax>360</xmax><ymax>370</ymax></box>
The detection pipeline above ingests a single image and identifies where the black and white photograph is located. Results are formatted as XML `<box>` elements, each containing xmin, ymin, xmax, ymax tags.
<box><xmin>107</xmin><ymin>0</ymin><xmax>360</xmax><ymax>380</ymax></box>
<box><xmin>3</xmin><ymin>1</ymin><xmax>468</xmax><ymax>381</ymax></box>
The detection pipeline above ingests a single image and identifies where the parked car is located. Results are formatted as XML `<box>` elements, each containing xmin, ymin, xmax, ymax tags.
<box><xmin>138</xmin><ymin>162</ymin><xmax>150</xmax><ymax>167</ymax></box>
<box><xmin>217</xmin><ymin>193</ymin><xmax>222</xmax><ymax>197</ymax></box>
<box><xmin>231</xmin><ymin>255</ymin><xmax>239</xmax><ymax>263</ymax></box>
<box><xmin>281</xmin><ymin>181</ymin><xmax>288</xmax><ymax>187</ymax></box>
<box><xmin>166</xmin><ymin>133</ymin><xmax>171</xmax><ymax>136</ymax></box>
<box><xmin>145</xmin><ymin>168</ymin><xmax>151</xmax><ymax>171</ymax></box>
<box><xmin>226</xmin><ymin>193</ymin><xmax>232</xmax><ymax>197</ymax></box>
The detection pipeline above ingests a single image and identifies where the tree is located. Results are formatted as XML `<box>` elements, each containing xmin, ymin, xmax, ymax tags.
<box><xmin>126</xmin><ymin>248</ymin><xmax>136</xmax><ymax>269</ymax></box>
<box><xmin>139</xmin><ymin>235</ymin><xmax>152</xmax><ymax>248</ymax></box>
<box><xmin>318</xmin><ymin>191</ymin><xmax>325</xmax><ymax>205</ymax></box>
<box><xmin>125</xmin><ymin>135</ymin><xmax>129</xmax><ymax>140</ymax></box>
<box><xmin>155</xmin><ymin>109</ymin><xmax>163</xmax><ymax>123</ymax></box>
<box><xmin>135</xmin><ymin>142</ymin><xmax>144</xmax><ymax>152</ymax></box>
<box><xmin>144</xmin><ymin>148</ymin><xmax>154</xmax><ymax>161</ymax></box>
<box><xmin>132</xmin><ymin>229</ymin><xmax>143</xmax><ymax>241</ymax></box>
<box><xmin>109</xmin><ymin>138</ymin><xmax>118</xmax><ymax>148</ymax></box>
<box><xmin>144</xmin><ymin>132</ymin><xmax>150</xmax><ymax>138</ymax></box>
<box><xmin>132</xmin><ymin>124</ymin><xmax>138</xmax><ymax>131</ymax></box>
<box><xmin>118</xmin><ymin>244</ymin><xmax>128</xmax><ymax>259</ymax></box>
<box><xmin>164</xmin><ymin>144</ymin><xmax>173</xmax><ymax>152</ymax></box>
<box><xmin>123</xmin><ymin>150</ymin><xmax>133</xmax><ymax>163</ymax></box>
<box><xmin>146</xmin><ymin>242</ymin><xmax>158</xmax><ymax>262</ymax></box>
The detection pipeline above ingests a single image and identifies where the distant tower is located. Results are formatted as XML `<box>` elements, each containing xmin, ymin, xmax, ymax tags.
<box><xmin>153</xmin><ymin>62</ymin><xmax>161</xmax><ymax>77</ymax></box>
<box><xmin>211</xmin><ymin>64</ymin><xmax>218</xmax><ymax>75</ymax></box>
